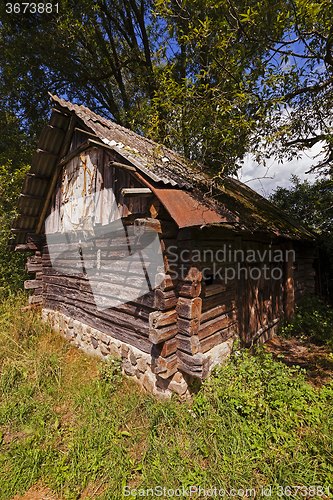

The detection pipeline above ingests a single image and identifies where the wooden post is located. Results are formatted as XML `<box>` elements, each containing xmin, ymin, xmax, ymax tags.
<box><xmin>284</xmin><ymin>241</ymin><xmax>295</xmax><ymax>321</ymax></box>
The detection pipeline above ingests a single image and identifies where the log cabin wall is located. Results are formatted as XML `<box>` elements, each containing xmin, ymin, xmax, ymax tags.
<box><xmin>41</xmin><ymin>145</ymin><xmax>170</xmax><ymax>355</ymax></box>
<box><xmin>293</xmin><ymin>243</ymin><xmax>317</xmax><ymax>302</ymax></box>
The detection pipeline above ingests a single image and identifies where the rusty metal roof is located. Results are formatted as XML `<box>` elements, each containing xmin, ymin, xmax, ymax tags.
<box><xmin>9</xmin><ymin>95</ymin><xmax>315</xmax><ymax>248</ymax></box>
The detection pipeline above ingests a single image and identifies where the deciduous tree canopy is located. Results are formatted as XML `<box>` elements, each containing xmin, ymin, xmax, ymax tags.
<box><xmin>0</xmin><ymin>0</ymin><xmax>333</xmax><ymax>175</ymax></box>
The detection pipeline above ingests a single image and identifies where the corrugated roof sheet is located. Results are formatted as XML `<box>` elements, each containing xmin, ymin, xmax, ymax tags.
<box><xmin>9</xmin><ymin>95</ymin><xmax>315</xmax><ymax>247</ymax></box>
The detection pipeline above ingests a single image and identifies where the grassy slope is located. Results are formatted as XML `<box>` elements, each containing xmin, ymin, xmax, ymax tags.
<box><xmin>0</xmin><ymin>294</ymin><xmax>332</xmax><ymax>500</ymax></box>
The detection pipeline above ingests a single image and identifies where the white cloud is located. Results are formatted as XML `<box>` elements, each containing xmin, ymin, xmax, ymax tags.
<box><xmin>237</xmin><ymin>142</ymin><xmax>325</xmax><ymax>198</ymax></box>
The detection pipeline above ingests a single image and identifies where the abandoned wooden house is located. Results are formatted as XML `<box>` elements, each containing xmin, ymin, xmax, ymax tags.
<box><xmin>10</xmin><ymin>95</ymin><xmax>319</xmax><ymax>397</ymax></box>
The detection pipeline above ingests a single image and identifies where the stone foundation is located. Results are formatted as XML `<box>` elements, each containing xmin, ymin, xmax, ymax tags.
<box><xmin>42</xmin><ymin>308</ymin><xmax>233</xmax><ymax>398</ymax></box>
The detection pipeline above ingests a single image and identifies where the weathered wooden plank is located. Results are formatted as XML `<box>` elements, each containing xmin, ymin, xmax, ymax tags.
<box><xmin>177</xmin><ymin>281</ymin><xmax>201</xmax><ymax>298</ymax></box>
<box><xmin>122</xmin><ymin>188</ymin><xmax>152</xmax><ymax>197</ymax></box>
<box><xmin>153</xmin><ymin>354</ymin><xmax>178</xmax><ymax>379</ymax></box>
<box><xmin>200</xmin><ymin>300</ymin><xmax>236</xmax><ymax>323</ymax></box>
<box><xmin>28</xmin><ymin>295</ymin><xmax>43</xmax><ymax>305</ymax></box>
<box><xmin>177</xmin><ymin>317</ymin><xmax>200</xmax><ymax>336</ymax></box>
<box><xmin>149</xmin><ymin>324</ymin><xmax>178</xmax><ymax>344</ymax></box>
<box><xmin>24</xmin><ymin>279</ymin><xmax>42</xmax><ymax>290</ymax></box>
<box><xmin>43</xmin><ymin>283</ymin><xmax>149</xmax><ymax>324</ymax></box>
<box><xmin>201</xmin><ymin>289</ymin><xmax>236</xmax><ymax>311</ymax></box>
<box><xmin>176</xmin><ymin>297</ymin><xmax>202</xmax><ymax>319</ymax></box>
<box><xmin>204</xmin><ymin>284</ymin><xmax>226</xmax><ymax>297</ymax></box>
<box><xmin>149</xmin><ymin>309</ymin><xmax>177</xmax><ymax>329</ymax></box>
<box><xmin>26</xmin><ymin>263</ymin><xmax>42</xmax><ymax>273</ymax></box>
<box><xmin>156</xmin><ymin>337</ymin><xmax>178</xmax><ymax>358</ymax></box>
<box><xmin>154</xmin><ymin>289</ymin><xmax>178</xmax><ymax>310</ymax></box>
<box><xmin>198</xmin><ymin>311</ymin><xmax>237</xmax><ymax>341</ymax></box>
<box><xmin>176</xmin><ymin>334</ymin><xmax>200</xmax><ymax>355</ymax></box>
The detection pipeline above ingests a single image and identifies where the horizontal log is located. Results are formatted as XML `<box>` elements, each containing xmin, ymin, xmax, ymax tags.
<box><xmin>28</xmin><ymin>295</ymin><xmax>43</xmax><ymax>305</ymax></box>
<box><xmin>202</xmin><ymin>289</ymin><xmax>236</xmax><ymax>311</ymax></box>
<box><xmin>177</xmin><ymin>317</ymin><xmax>200</xmax><ymax>336</ymax></box>
<box><xmin>176</xmin><ymin>334</ymin><xmax>200</xmax><ymax>355</ymax></box>
<box><xmin>35</xmin><ymin>272</ymin><xmax>43</xmax><ymax>280</ymax></box>
<box><xmin>33</xmin><ymin>287</ymin><xmax>43</xmax><ymax>296</ymax></box>
<box><xmin>200</xmin><ymin>300</ymin><xmax>236</xmax><ymax>323</ymax></box>
<box><xmin>153</xmin><ymin>354</ymin><xmax>178</xmax><ymax>379</ymax></box>
<box><xmin>26</xmin><ymin>263</ymin><xmax>42</xmax><ymax>273</ymax></box>
<box><xmin>15</xmin><ymin>243</ymin><xmax>38</xmax><ymax>252</ymax></box>
<box><xmin>44</xmin><ymin>298</ymin><xmax>152</xmax><ymax>353</ymax></box>
<box><xmin>27</xmin><ymin>255</ymin><xmax>42</xmax><ymax>264</ymax></box>
<box><xmin>149</xmin><ymin>324</ymin><xmax>178</xmax><ymax>344</ymax></box>
<box><xmin>199</xmin><ymin>326</ymin><xmax>234</xmax><ymax>354</ymax></box>
<box><xmin>156</xmin><ymin>337</ymin><xmax>178</xmax><ymax>358</ymax></box>
<box><xmin>176</xmin><ymin>297</ymin><xmax>202</xmax><ymax>320</ymax></box>
<box><xmin>177</xmin><ymin>350</ymin><xmax>203</xmax><ymax>377</ymax></box>
<box><xmin>204</xmin><ymin>284</ymin><xmax>226</xmax><ymax>297</ymax></box>
<box><xmin>155</xmin><ymin>273</ymin><xmax>177</xmax><ymax>291</ymax></box>
<box><xmin>177</xmin><ymin>281</ymin><xmax>201</xmax><ymax>298</ymax></box>
<box><xmin>108</xmin><ymin>160</ymin><xmax>136</xmax><ymax>172</ymax></box>
<box><xmin>24</xmin><ymin>279</ymin><xmax>42</xmax><ymax>290</ymax></box>
<box><xmin>121</xmin><ymin>188</ymin><xmax>152</xmax><ymax>197</ymax></box>
<box><xmin>198</xmin><ymin>311</ymin><xmax>237</xmax><ymax>341</ymax></box>
<box><xmin>154</xmin><ymin>289</ymin><xmax>178</xmax><ymax>310</ymax></box>
<box><xmin>149</xmin><ymin>309</ymin><xmax>177</xmax><ymax>329</ymax></box>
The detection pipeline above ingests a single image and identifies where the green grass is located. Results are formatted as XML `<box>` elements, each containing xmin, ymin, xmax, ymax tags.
<box><xmin>0</xmin><ymin>294</ymin><xmax>333</xmax><ymax>499</ymax></box>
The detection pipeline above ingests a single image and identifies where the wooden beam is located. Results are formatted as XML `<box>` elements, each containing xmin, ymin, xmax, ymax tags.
<box><xmin>36</xmin><ymin>149</ymin><xmax>58</xmax><ymax>158</ymax></box>
<box><xmin>15</xmin><ymin>243</ymin><xmax>38</xmax><ymax>251</ymax></box>
<box><xmin>74</xmin><ymin>127</ymin><xmax>98</xmax><ymax>138</ymax></box>
<box><xmin>19</xmin><ymin>193</ymin><xmax>45</xmax><ymax>200</ymax></box>
<box><xmin>27</xmin><ymin>173</ymin><xmax>52</xmax><ymax>181</ymax></box>
<box><xmin>11</xmin><ymin>228</ymin><xmax>28</xmax><ymax>233</ymax></box>
<box><xmin>108</xmin><ymin>161</ymin><xmax>136</xmax><ymax>172</ymax></box>
<box><xmin>121</xmin><ymin>188</ymin><xmax>152</xmax><ymax>198</ymax></box>
<box><xmin>46</xmin><ymin>124</ymin><xmax>66</xmax><ymax>133</ymax></box>
<box><xmin>35</xmin><ymin>115</ymin><xmax>77</xmax><ymax>234</ymax></box>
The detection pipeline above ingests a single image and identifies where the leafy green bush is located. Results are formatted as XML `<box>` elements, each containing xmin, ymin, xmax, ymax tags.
<box><xmin>279</xmin><ymin>295</ymin><xmax>333</xmax><ymax>347</ymax></box>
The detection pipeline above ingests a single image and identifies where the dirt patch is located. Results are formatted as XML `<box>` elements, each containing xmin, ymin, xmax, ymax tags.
<box><xmin>11</xmin><ymin>485</ymin><xmax>59</xmax><ymax>500</ymax></box>
<box><xmin>265</xmin><ymin>335</ymin><xmax>333</xmax><ymax>386</ymax></box>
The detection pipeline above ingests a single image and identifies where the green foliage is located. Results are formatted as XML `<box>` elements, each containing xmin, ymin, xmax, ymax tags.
<box><xmin>0</xmin><ymin>295</ymin><xmax>333</xmax><ymax>499</ymax></box>
<box><xmin>279</xmin><ymin>295</ymin><xmax>333</xmax><ymax>347</ymax></box>
<box><xmin>1</xmin><ymin>0</ymin><xmax>333</xmax><ymax>175</ymax></box>
<box><xmin>270</xmin><ymin>174</ymin><xmax>333</xmax><ymax>296</ymax></box>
